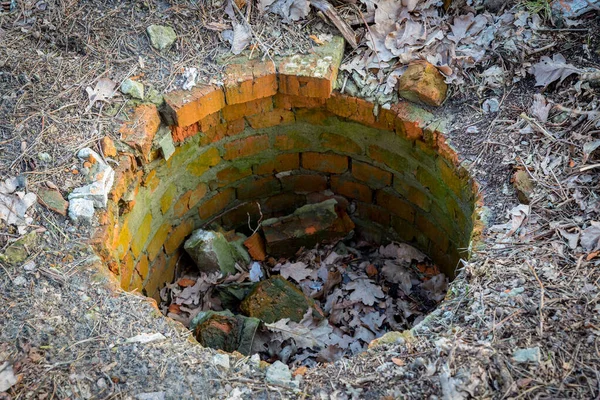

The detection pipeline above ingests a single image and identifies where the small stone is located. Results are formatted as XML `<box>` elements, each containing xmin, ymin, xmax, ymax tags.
<box><xmin>240</xmin><ymin>276</ymin><xmax>322</xmax><ymax>323</ymax></box>
<box><xmin>184</xmin><ymin>229</ymin><xmax>248</xmax><ymax>275</ymax></box>
<box><xmin>146</xmin><ymin>25</ymin><xmax>177</xmax><ymax>51</ymax></box>
<box><xmin>191</xmin><ymin>310</ymin><xmax>260</xmax><ymax>355</ymax></box>
<box><xmin>13</xmin><ymin>276</ymin><xmax>27</xmax><ymax>286</ymax></box>
<box><xmin>249</xmin><ymin>354</ymin><xmax>261</xmax><ymax>367</ymax></box>
<box><xmin>398</xmin><ymin>61</ymin><xmax>448</xmax><ymax>107</ymax></box>
<box><xmin>0</xmin><ymin>362</ymin><xmax>18</xmax><ymax>392</ymax></box>
<box><xmin>37</xmin><ymin>187</ymin><xmax>68</xmax><ymax>216</ymax></box>
<box><xmin>68</xmin><ymin>158</ymin><xmax>114</xmax><ymax>209</ymax></box>
<box><xmin>121</xmin><ymin>78</ymin><xmax>145</xmax><ymax>100</ymax></box>
<box><xmin>482</xmin><ymin>98</ymin><xmax>500</xmax><ymax>114</ymax></box>
<box><xmin>156</xmin><ymin>127</ymin><xmax>175</xmax><ymax>161</ymax></box>
<box><xmin>68</xmin><ymin>198</ymin><xmax>95</xmax><ymax>223</ymax></box>
<box><xmin>262</xmin><ymin>199</ymin><xmax>354</xmax><ymax>258</ymax></box>
<box><xmin>22</xmin><ymin>260</ymin><xmax>36</xmax><ymax>271</ymax></box>
<box><xmin>512</xmin><ymin>347</ymin><xmax>541</xmax><ymax>364</ymax></box>
<box><xmin>212</xmin><ymin>354</ymin><xmax>230</xmax><ymax>370</ymax></box>
<box><xmin>38</xmin><ymin>152</ymin><xmax>52</xmax><ymax>162</ymax></box>
<box><xmin>100</xmin><ymin>136</ymin><xmax>117</xmax><ymax>157</ymax></box>
<box><xmin>513</xmin><ymin>170</ymin><xmax>534</xmax><ymax>204</ymax></box>
<box><xmin>96</xmin><ymin>378</ymin><xmax>107</xmax><ymax>389</ymax></box>
<box><xmin>266</xmin><ymin>361</ymin><xmax>296</xmax><ymax>388</ymax></box>
<box><xmin>145</xmin><ymin>88</ymin><xmax>164</xmax><ymax>106</ymax></box>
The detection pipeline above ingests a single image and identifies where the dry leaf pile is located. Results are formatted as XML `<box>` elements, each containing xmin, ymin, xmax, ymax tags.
<box><xmin>160</xmin><ymin>239</ymin><xmax>448</xmax><ymax>366</ymax></box>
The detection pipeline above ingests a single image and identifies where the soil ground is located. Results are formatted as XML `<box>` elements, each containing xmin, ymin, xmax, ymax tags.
<box><xmin>1</xmin><ymin>0</ymin><xmax>600</xmax><ymax>398</ymax></box>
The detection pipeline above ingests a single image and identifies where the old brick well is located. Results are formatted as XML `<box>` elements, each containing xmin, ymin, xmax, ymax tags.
<box><xmin>90</xmin><ymin>38</ymin><xmax>483</xmax><ymax>336</ymax></box>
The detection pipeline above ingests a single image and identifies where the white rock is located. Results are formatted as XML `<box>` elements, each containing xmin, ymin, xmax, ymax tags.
<box><xmin>13</xmin><ymin>276</ymin><xmax>27</xmax><ymax>286</ymax></box>
<box><xmin>68</xmin><ymin>198</ymin><xmax>95</xmax><ymax>223</ymax></box>
<box><xmin>213</xmin><ymin>354</ymin><xmax>230</xmax><ymax>370</ymax></box>
<box><xmin>0</xmin><ymin>362</ymin><xmax>17</xmax><ymax>392</ymax></box>
<box><xmin>68</xmin><ymin>166</ymin><xmax>114</xmax><ymax>208</ymax></box>
<box><xmin>266</xmin><ymin>361</ymin><xmax>296</xmax><ymax>388</ymax></box>
<box><xmin>513</xmin><ymin>347</ymin><xmax>541</xmax><ymax>364</ymax></box>
<box><xmin>121</xmin><ymin>78</ymin><xmax>145</xmax><ymax>99</ymax></box>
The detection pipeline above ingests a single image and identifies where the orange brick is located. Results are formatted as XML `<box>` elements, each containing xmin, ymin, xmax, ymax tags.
<box><xmin>120</xmin><ymin>251</ymin><xmax>135</xmax><ymax>290</ymax></box>
<box><xmin>375</xmin><ymin>189</ymin><xmax>415</xmax><ymax>222</ymax></box>
<box><xmin>100</xmin><ymin>136</ymin><xmax>117</xmax><ymax>157</ymax></box>
<box><xmin>302</xmin><ymin>152</ymin><xmax>348</xmax><ymax>174</ymax></box>
<box><xmin>237</xmin><ymin>177</ymin><xmax>281</xmax><ymax>200</ymax></box>
<box><xmin>171</xmin><ymin>122</ymin><xmax>199</xmax><ymax>143</ymax></box>
<box><xmin>280</xmin><ymin>174</ymin><xmax>328</xmax><ymax>193</ymax></box>
<box><xmin>113</xmin><ymin>220</ymin><xmax>133</xmax><ymax>261</ymax></box>
<box><xmin>144</xmin><ymin>251</ymin><xmax>167</xmax><ymax>301</ymax></box>
<box><xmin>295</xmin><ymin>108</ymin><xmax>333</xmax><ymax>125</ymax></box>
<box><xmin>352</xmin><ymin>161</ymin><xmax>392</xmax><ymax>189</ymax></box>
<box><xmin>331</xmin><ymin>176</ymin><xmax>372</xmax><ymax>202</ymax></box>
<box><xmin>160</xmin><ymin>184</ymin><xmax>177</xmax><ymax>214</ymax></box>
<box><xmin>188</xmin><ymin>183</ymin><xmax>209</xmax><ymax>209</ymax></box>
<box><xmin>119</xmin><ymin>105</ymin><xmax>161</xmax><ymax>162</ymax></box>
<box><xmin>223</xmin><ymin>61</ymin><xmax>278</xmax><ymax>105</ymax></box>
<box><xmin>198</xmin><ymin>188</ymin><xmax>235</xmax><ymax>220</ymax></box>
<box><xmin>174</xmin><ymin>190</ymin><xmax>192</xmax><ymax>218</ymax></box>
<box><xmin>135</xmin><ymin>254</ymin><xmax>150</xmax><ymax>282</ymax></box>
<box><xmin>223</xmin><ymin>135</ymin><xmax>269</xmax><ymax>160</ymax></box>
<box><xmin>222</xmin><ymin>97</ymin><xmax>273</xmax><ymax>121</ymax></box>
<box><xmin>164</xmin><ymin>84</ymin><xmax>225</xmax><ymax>127</ymax></box>
<box><xmin>273</xmin><ymin>93</ymin><xmax>326</xmax><ymax>109</ymax></box>
<box><xmin>253</xmin><ymin>153</ymin><xmax>300</xmax><ymax>175</ymax></box>
<box><xmin>109</xmin><ymin>155</ymin><xmax>135</xmax><ymax>201</ymax></box>
<box><xmin>146</xmin><ymin>222</ymin><xmax>172</xmax><ymax>261</ymax></box>
<box><xmin>199</xmin><ymin>112</ymin><xmax>221</xmax><ymax>133</ymax></box>
<box><xmin>246</xmin><ymin>109</ymin><xmax>295</xmax><ymax>129</ymax></box>
<box><xmin>165</xmin><ymin>219</ymin><xmax>194</xmax><ymax>255</ymax></box>
<box><xmin>274</xmin><ymin>133</ymin><xmax>311</xmax><ymax>151</ymax></box>
<box><xmin>214</xmin><ymin>166</ymin><xmax>252</xmax><ymax>188</ymax></box>
<box><xmin>320</xmin><ymin>132</ymin><xmax>362</xmax><ymax>154</ymax></box>
<box><xmin>278</xmin><ymin>53</ymin><xmax>339</xmax><ymax>99</ymax></box>
<box><xmin>356</xmin><ymin>202</ymin><xmax>390</xmax><ymax>226</ymax></box>
<box><xmin>325</xmin><ymin>93</ymin><xmax>376</xmax><ymax>126</ymax></box>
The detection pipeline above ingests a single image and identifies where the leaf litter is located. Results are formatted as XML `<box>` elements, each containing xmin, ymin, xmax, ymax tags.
<box><xmin>160</xmin><ymin>238</ymin><xmax>448</xmax><ymax>367</ymax></box>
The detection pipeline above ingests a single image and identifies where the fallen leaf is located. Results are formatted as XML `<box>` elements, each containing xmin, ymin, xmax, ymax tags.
<box><xmin>391</xmin><ymin>357</ymin><xmax>405</xmax><ymax>366</ymax></box>
<box><xmin>382</xmin><ymin>261</ymin><xmax>412</xmax><ymax>294</ymax></box>
<box><xmin>278</xmin><ymin>262</ymin><xmax>312</xmax><ymax>282</ymax></box>
<box><xmin>125</xmin><ymin>332</ymin><xmax>166</xmax><ymax>344</ymax></box>
<box><xmin>231</xmin><ymin>22</ymin><xmax>251</xmax><ymax>55</ymax></box>
<box><xmin>581</xmin><ymin>222</ymin><xmax>600</xmax><ymax>252</ymax></box>
<box><xmin>177</xmin><ymin>278</ymin><xmax>196</xmax><ymax>287</ymax></box>
<box><xmin>85</xmin><ymin>78</ymin><xmax>116</xmax><ymax>112</ymax></box>
<box><xmin>0</xmin><ymin>362</ymin><xmax>17</xmax><ymax>392</ymax></box>
<box><xmin>346</xmin><ymin>278</ymin><xmax>385</xmax><ymax>306</ymax></box>
<box><xmin>529</xmin><ymin>53</ymin><xmax>580</xmax><ymax>87</ymax></box>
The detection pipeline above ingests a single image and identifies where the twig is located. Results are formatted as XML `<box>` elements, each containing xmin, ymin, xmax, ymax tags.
<box><xmin>310</xmin><ymin>0</ymin><xmax>358</xmax><ymax>49</ymax></box>
<box><xmin>247</xmin><ymin>201</ymin><xmax>264</xmax><ymax>235</ymax></box>
<box><xmin>520</xmin><ymin>113</ymin><xmax>557</xmax><ymax>142</ymax></box>
<box><xmin>580</xmin><ymin>163</ymin><xmax>600</xmax><ymax>172</ymax></box>
<box><xmin>528</xmin><ymin>262</ymin><xmax>545</xmax><ymax>336</ymax></box>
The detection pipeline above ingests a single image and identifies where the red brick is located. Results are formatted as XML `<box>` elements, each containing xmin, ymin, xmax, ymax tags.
<box><xmin>352</xmin><ymin>161</ymin><xmax>392</xmax><ymax>189</ymax></box>
<box><xmin>261</xmin><ymin>193</ymin><xmax>305</xmax><ymax>214</ymax></box>
<box><xmin>330</xmin><ymin>176</ymin><xmax>372</xmax><ymax>202</ymax></box>
<box><xmin>280</xmin><ymin>174</ymin><xmax>328</xmax><ymax>193</ymax></box>
<box><xmin>110</xmin><ymin>155</ymin><xmax>136</xmax><ymax>201</ymax></box>
<box><xmin>223</xmin><ymin>61</ymin><xmax>278</xmax><ymax>105</ymax></box>
<box><xmin>320</xmin><ymin>132</ymin><xmax>362</xmax><ymax>154</ymax></box>
<box><xmin>188</xmin><ymin>183</ymin><xmax>209</xmax><ymax>209</ymax></box>
<box><xmin>119</xmin><ymin>105</ymin><xmax>161</xmax><ymax>161</ymax></box>
<box><xmin>214</xmin><ymin>166</ymin><xmax>252</xmax><ymax>188</ymax></box>
<box><xmin>164</xmin><ymin>85</ymin><xmax>225</xmax><ymax>127</ymax></box>
<box><xmin>278</xmin><ymin>53</ymin><xmax>339</xmax><ymax>98</ymax></box>
<box><xmin>222</xmin><ymin>97</ymin><xmax>273</xmax><ymax>121</ymax></box>
<box><xmin>356</xmin><ymin>203</ymin><xmax>390</xmax><ymax>226</ymax></box>
<box><xmin>171</xmin><ymin>122</ymin><xmax>199</xmax><ymax>143</ymax></box>
<box><xmin>302</xmin><ymin>152</ymin><xmax>348</xmax><ymax>174</ymax></box>
<box><xmin>325</xmin><ymin>93</ymin><xmax>376</xmax><ymax>126</ymax></box>
<box><xmin>375</xmin><ymin>189</ymin><xmax>415</xmax><ymax>222</ymax></box>
<box><xmin>246</xmin><ymin>109</ymin><xmax>295</xmax><ymax>129</ymax></box>
<box><xmin>223</xmin><ymin>135</ymin><xmax>270</xmax><ymax>160</ymax></box>
<box><xmin>198</xmin><ymin>188</ymin><xmax>235</xmax><ymax>220</ymax></box>
<box><xmin>295</xmin><ymin>108</ymin><xmax>333</xmax><ymax>125</ymax></box>
<box><xmin>165</xmin><ymin>219</ymin><xmax>194</xmax><ymax>255</ymax></box>
<box><xmin>237</xmin><ymin>177</ymin><xmax>281</xmax><ymax>200</ymax></box>
<box><xmin>253</xmin><ymin>153</ymin><xmax>299</xmax><ymax>175</ymax></box>
<box><xmin>273</xmin><ymin>93</ymin><xmax>326</xmax><ymax>109</ymax></box>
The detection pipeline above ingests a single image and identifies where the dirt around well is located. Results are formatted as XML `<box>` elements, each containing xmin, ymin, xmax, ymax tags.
<box><xmin>1</xmin><ymin>0</ymin><xmax>600</xmax><ymax>398</ymax></box>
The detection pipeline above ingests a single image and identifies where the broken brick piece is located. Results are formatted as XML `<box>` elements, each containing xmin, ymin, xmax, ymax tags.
<box><xmin>261</xmin><ymin>199</ymin><xmax>354</xmax><ymax>258</ymax></box>
<box><xmin>398</xmin><ymin>61</ymin><xmax>448</xmax><ymax>107</ymax></box>
<box><xmin>119</xmin><ymin>104</ymin><xmax>161</xmax><ymax>162</ymax></box>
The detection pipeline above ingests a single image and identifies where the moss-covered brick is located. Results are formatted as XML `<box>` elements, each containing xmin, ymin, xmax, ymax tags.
<box><xmin>356</xmin><ymin>202</ymin><xmax>390</xmax><ymax>226</ymax></box>
<box><xmin>222</xmin><ymin>97</ymin><xmax>273</xmax><ymax>121</ymax></box>
<box><xmin>144</xmin><ymin>251</ymin><xmax>167</xmax><ymax>301</ymax></box>
<box><xmin>274</xmin><ymin>132</ymin><xmax>312</xmax><ymax>151</ymax></box>
<box><xmin>253</xmin><ymin>153</ymin><xmax>299</xmax><ymax>175</ymax></box>
<box><xmin>147</xmin><ymin>222</ymin><xmax>172</xmax><ymax>261</ymax></box>
<box><xmin>198</xmin><ymin>188</ymin><xmax>235</xmax><ymax>220</ymax></box>
<box><xmin>368</xmin><ymin>145</ymin><xmax>413</xmax><ymax>174</ymax></box>
<box><xmin>186</xmin><ymin>147</ymin><xmax>221</xmax><ymax>176</ymax></box>
<box><xmin>174</xmin><ymin>190</ymin><xmax>192</xmax><ymax>218</ymax></box>
<box><xmin>223</xmin><ymin>60</ymin><xmax>277</xmax><ymax>105</ymax></box>
<box><xmin>164</xmin><ymin>84</ymin><xmax>225</xmax><ymax>127</ymax></box>
<box><xmin>302</xmin><ymin>152</ymin><xmax>348</xmax><ymax>174</ymax></box>
<box><xmin>325</xmin><ymin>93</ymin><xmax>376</xmax><ymax>126</ymax></box>
<box><xmin>237</xmin><ymin>176</ymin><xmax>281</xmax><ymax>200</ymax></box>
<box><xmin>331</xmin><ymin>176</ymin><xmax>372</xmax><ymax>202</ymax></box>
<box><xmin>398</xmin><ymin>62</ymin><xmax>448</xmax><ymax>107</ymax></box>
<box><xmin>320</xmin><ymin>132</ymin><xmax>362</xmax><ymax>155</ymax></box>
<box><xmin>165</xmin><ymin>219</ymin><xmax>194</xmax><ymax>255</ymax></box>
<box><xmin>223</xmin><ymin>135</ymin><xmax>270</xmax><ymax>160</ymax></box>
<box><xmin>188</xmin><ymin>183</ymin><xmax>209</xmax><ymax>209</ymax></box>
<box><xmin>352</xmin><ymin>161</ymin><xmax>392</xmax><ymax>189</ymax></box>
<box><xmin>130</xmin><ymin>213</ymin><xmax>153</xmax><ymax>258</ymax></box>
<box><xmin>199</xmin><ymin>112</ymin><xmax>220</xmax><ymax>133</ymax></box>
<box><xmin>135</xmin><ymin>254</ymin><xmax>150</xmax><ymax>283</ymax></box>
<box><xmin>280</xmin><ymin>174</ymin><xmax>327</xmax><ymax>193</ymax></box>
<box><xmin>246</xmin><ymin>109</ymin><xmax>294</xmax><ymax>129</ymax></box>
<box><xmin>214</xmin><ymin>166</ymin><xmax>252</xmax><ymax>188</ymax></box>
<box><xmin>160</xmin><ymin>184</ymin><xmax>177</xmax><ymax>214</ymax></box>
<box><xmin>114</xmin><ymin>221</ymin><xmax>133</xmax><ymax>261</ymax></box>
<box><xmin>416</xmin><ymin>213</ymin><xmax>449</xmax><ymax>253</ymax></box>
<box><xmin>375</xmin><ymin>189</ymin><xmax>415</xmax><ymax>223</ymax></box>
